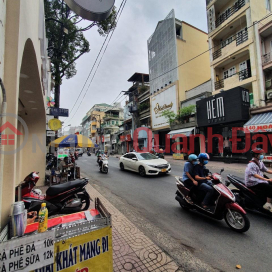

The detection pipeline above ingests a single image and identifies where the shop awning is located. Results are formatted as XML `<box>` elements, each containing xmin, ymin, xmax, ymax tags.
<box><xmin>168</xmin><ymin>127</ymin><xmax>195</xmax><ymax>138</ymax></box>
<box><xmin>243</xmin><ymin>112</ymin><xmax>272</xmax><ymax>132</ymax></box>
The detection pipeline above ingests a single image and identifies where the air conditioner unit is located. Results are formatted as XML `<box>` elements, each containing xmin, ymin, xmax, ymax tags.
<box><xmin>266</xmin><ymin>79</ymin><xmax>272</xmax><ymax>89</ymax></box>
<box><xmin>266</xmin><ymin>90</ymin><xmax>272</xmax><ymax>100</ymax></box>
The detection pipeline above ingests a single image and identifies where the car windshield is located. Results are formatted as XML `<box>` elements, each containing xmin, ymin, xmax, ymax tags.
<box><xmin>137</xmin><ymin>153</ymin><xmax>158</xmax><ymax>160</ymax></box>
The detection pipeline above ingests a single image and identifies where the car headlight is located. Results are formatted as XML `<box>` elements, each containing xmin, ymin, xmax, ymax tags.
<box><xmin>148</xmin><ymin>165</ymin><xmax>157</xmax><ymax>168</ymax></box>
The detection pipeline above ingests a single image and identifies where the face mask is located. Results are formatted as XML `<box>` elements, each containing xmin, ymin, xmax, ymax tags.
<box><xmin>203</xmin><ymin>160</ymin><xmax>209</xmax><ymax>165</ymax></box>
<box><xmin>193</xmin><ymin>161</ymin><xmax>198</xmax><ymax>165</ymax></box>
<box><xmin>259</xmin><ymin>155</ymin><xmax>264</xmax><ymax>160</ymax></box>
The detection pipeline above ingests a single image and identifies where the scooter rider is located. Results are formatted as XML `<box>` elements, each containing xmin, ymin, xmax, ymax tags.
<box><xmin>183</xmin><ymin>154</ymin><xmax>198</xmax><ymax>204</ymax></box>
<box><xmin>245</xmin><ymin>148</ymin><xmax>272</xmax><ymax>212</ymax></box>
<box><xmin>193</xmin><ymin>153</ymin><xmax>214</xmax><ymax>209</ymax></box>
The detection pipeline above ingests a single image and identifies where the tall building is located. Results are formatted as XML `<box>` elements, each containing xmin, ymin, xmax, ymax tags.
<box><xmin>148</xmin><ymin>9</ymin><xmax>210</xmax><ymax>147</ymax></box>
<box><xmin>102</xmin><ymin>103</ymin><xmax>124</xmax><ymax>152</ymax></box>
<box><xmin>195</xmin><ymin>0</ymin><xmax>272</xmax><ymax>162</ymax></box>
<box><xmin>206</xmin><ymin>0</ymin><xmax>271</xmax><ymax>104</ymax></box>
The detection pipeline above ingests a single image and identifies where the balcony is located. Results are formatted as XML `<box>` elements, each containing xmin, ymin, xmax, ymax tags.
<box><xmin>104</xmin><ymin>114</ymin><xmax>120</xmax><ymax>120</ymax></box>
<box><xmin>238</xmin><ymin>68</ymin><xmax>251</xmax><ymax>81</ymax></box>
<box><xmin>214</xmin><ymin>0</ymin><xmax>245</xmax><ymax>29</ymax></box>
<box><xmin>214</xmin><ymin>67</ymin><xmax>252</xmax><ymax>91</ymax></box>
<box><xmin>262</xmin><ymin>52</ymin><xmax>272</xmax><ymax>67</ymax></box>
<box><xmin>213</xmin><ymin>30</ymin><xmax>248</xmax><ymax>61</ymax></box>
<box><xmin>215</xmin><ymin>79</ymin><xmax>224</xmax><ymax>90</ymax></box>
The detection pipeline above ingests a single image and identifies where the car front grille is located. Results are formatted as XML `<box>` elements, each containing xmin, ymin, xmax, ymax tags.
<box><xmin>156</xmin><ymin>164</ymin><xmax>169</xmax><ymax>169</ymax></box>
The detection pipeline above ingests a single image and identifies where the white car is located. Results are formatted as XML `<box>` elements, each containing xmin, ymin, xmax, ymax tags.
<box><xmin>119</xmin><ymin>152</ymin><xmax>171</xmax><ymax>177</ymax></box>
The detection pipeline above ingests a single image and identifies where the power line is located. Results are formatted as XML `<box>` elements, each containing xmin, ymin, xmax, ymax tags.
<box><xmin>66</xmin><ymin>0</ymin><xmax>127</xmax><ymax>118</ymax></box>
<box><xmin>66</xmin><ymin>0</ymin><xmax>128</xmax><ymax>124</ymax></box>
<box><xmin>149</xmin><ymin>12</ymin><xmax>272</xmax><ymax>83</ymax></box>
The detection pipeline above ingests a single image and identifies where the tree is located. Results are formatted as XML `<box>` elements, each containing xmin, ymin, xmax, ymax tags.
<box><xmin>44</xmin><ymin>0</ymin><xmax>117</xmax><ymax>108</ymax></box>
<box><xmin>161</xmin><ymin>110</ymin><xmax>176</xmax><ymax>125</ymax></box>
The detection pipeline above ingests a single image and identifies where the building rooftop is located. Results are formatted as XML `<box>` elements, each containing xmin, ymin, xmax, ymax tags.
<box><xmin>127</xmin><ymin>73</ymin><xmax>149</xmax><ymax>83</ymax></box>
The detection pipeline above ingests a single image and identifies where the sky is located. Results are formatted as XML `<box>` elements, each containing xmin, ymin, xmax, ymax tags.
<box><xmin>60</xmin><ymin>0</ymin><xmax>208</xmax><ymax>128</ymax></box>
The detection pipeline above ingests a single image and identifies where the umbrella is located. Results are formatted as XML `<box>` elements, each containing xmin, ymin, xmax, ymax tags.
<box><xmin>50</xmin><ymin>134</ymin><xmax>94</xmax><ymax>148</ymax></box>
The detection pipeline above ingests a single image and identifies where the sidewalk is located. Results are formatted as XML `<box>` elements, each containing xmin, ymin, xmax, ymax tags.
<box><xmin>37</xmin><ymin>184</ymin><xmax>181</xmax><ymax>272</ymax></box>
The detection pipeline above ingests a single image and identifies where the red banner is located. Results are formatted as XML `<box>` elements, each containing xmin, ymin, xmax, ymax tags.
<box><xmin>120</xmin><ymin>135</ymin><xmax>125</xmax><ymax>142</ymax></box>
<box><xmin>101</xmin><ymin>135</ymin><xmax>105</xmax><ymax>143</ymax></box>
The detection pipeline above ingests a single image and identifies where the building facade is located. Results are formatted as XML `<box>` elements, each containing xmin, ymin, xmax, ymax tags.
<box><xmin>0</xmin><ymin>0</ymin><xmax>50</xmax><ymax>228</ymax></box>
<box><xmin>148</xmin><ymin>9</ymin><xmax>210</xmax><ymax>148</ymax></box>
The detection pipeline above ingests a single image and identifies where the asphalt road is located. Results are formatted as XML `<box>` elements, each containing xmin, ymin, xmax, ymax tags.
<box><xmin>78</xmin><ymin>154</ymin><xmax>271</xmax><ymax>272</ymax></box>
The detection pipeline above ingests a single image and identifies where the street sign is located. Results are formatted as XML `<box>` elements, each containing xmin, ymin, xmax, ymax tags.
<box><xmin>48</xmin><ymin>119</ymin><xmax>62</xmax><ymax>131</ymax></box>
<box><xmin>46</xmin><ymin>130</ymin><xmax>55</xmax><ymax>137</ymax></box>
<box><xmin>49</xmin><ymin>108</ymin><xmax>69</xmax><ymax>117</ymax></box>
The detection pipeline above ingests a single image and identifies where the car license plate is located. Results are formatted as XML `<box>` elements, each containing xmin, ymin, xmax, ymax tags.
<box><xmin>161</xmin><ymin>169</ymin><xmax>167</xmax><ymax>172</ymax></box>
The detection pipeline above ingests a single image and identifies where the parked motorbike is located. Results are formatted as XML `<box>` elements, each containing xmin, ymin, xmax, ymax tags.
<box><xmin>226</xmin><ymin>174</ymin><xmax>272</xmax><ymax>215</ymax></box>
<box><xmin>98</xmin><ymin>158</ymin><xmax>109</xmax><ymax>174</ymax></box>
<box><xmin>16</xmin><ymin>172</ymin><xmax>91</xmax><ymax>216</ymax></box>
<box><xmin>175</xmin><ymin>169</ymin><xmax>250</xmax><ymax>232</ymax></box>
<box><xmin>87</xmin><ymin>151</ymin><xmax>92</xmax><ymax>156</ymax></box>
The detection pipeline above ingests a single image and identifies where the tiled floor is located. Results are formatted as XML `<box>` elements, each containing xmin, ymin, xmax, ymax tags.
<box><xmin>85</xmin><ymin>184</ymin><xmax>180</xmax><ymax>272</ymax></box>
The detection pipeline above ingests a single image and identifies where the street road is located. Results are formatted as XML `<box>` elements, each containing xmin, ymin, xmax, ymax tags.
<box><xmin>78</xmin><ymin>154</ymin><xmax>271</xmax><ymax>272</ymax></box>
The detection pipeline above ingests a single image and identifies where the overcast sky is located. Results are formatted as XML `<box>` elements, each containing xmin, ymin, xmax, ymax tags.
<box><xmin>60</xmin><ymin>0</ymin><xmax>208</xmax><ymax>127</ymax></box>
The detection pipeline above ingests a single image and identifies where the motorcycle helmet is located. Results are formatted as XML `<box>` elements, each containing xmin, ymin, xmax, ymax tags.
<box><xmin>198</xmin><ymin>153</ymin><xmax>210</xmax><ymax>163</ymax></box>
<box><xmin>251</xmin><ymin>148</ymin><xmax>265</xmax><ymax>159</ymax></box>
<box><xmin>33</xmin><ymin>189</ymin><xmax>42</xmax><ymax>196</ymax></box>
<box><xmin>188</xmin><ymin>154</ymin><xmax>198</xmax><ymax>161</ymax></box>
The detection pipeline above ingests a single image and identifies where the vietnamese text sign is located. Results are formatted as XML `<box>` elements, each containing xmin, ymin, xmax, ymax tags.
<box><xmin>0</xmin><ymin>230</ymin><xmax>55</xmax><ymax>272</ymax></box>
<box><xmin>49</xmin><ymin>108</ymin><xmax>69</xmax><ymax>117</ymax></box>
<box><xmin>33</xmin><ymin>226</ymin><xmax>112</xmax><ymax>272</ymax></box>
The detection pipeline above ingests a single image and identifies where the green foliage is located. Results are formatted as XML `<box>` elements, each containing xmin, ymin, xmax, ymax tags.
<box><xmin>161</xmin><ymin>110</ymin><xmax>176</xmax><ymax>125</ymax></box>
<box><xmin>44</xmin><ymin>0</ymin><xmax>117</xmax><ymax>85</ymax></box>
<box><xmin>138</xmin><ymin>102</ymin><xmax>149</xmax><ymax>112</ymax></box>
<box><xmin>176</xmin><ymin>105</ymin><xmax>196</xmax><ymax>123</ymax></box>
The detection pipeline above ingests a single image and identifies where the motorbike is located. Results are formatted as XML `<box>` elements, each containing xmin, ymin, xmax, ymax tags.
<box><xmin>226</xmin><ymin>174</ymin><xmax>272</xmax><ymax>215</ymax></box>
<box><xmin>87</xmin><ymin>151</ymin><xmax>92</xmax><ymax>156</ymax></box>
<box><xmin>98</xmin><ymin>158</ymin><xmax>109</xmax><ymax>174</ymax></box>
<box><xmin>16</xmin><ymin>172</ymin><xmax>91</xmax><ymax>216</ymax></box>
<box><xmin>175</xmin><ymin>168</ymin><xmax>250</xmax><ymax>232</ymax></box>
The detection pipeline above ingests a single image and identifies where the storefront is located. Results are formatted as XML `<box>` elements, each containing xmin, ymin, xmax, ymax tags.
<box><xmin>196</xmin><ymin>87</ymin><xmax>250</xmax><ymax>161</ymax></box>
<box><xmin>244</xmin><ymin>111</ymin><xmax>272</xmax><ymax>164</ymax></box>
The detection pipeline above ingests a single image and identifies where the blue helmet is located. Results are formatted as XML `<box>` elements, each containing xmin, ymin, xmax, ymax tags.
<box><xmin>188</xmin><ymin>154</ymin><xmax>198</xmax><ymax>161</ymax></box>
<box><xmin>198</xmin><ymin>153</ymin><xmax>210</xmax><ymax>162</ymax></box>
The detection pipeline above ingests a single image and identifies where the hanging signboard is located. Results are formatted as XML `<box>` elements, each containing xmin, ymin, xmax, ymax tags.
<box><xmin>31</xmin><ymin>226</ymin><xmax>112</xmax><ymax>272</ymax></box>
<box><xmin>112</xmin><ymin>140</ymin><xmax>116</xmax><ymax>144</ymax></box>
<box><xmin>0</xmin><ymin>230</ymin><xmax>55</xmax><ymax>272</ymax></box>
<box><xmin>49</xmin><ymin>108</ymin><xmax>69</xmax><ymax>117</ymax></box>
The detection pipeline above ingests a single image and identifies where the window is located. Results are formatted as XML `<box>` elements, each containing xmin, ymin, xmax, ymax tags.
<box><xmin>267</xmin><ymin>0</ymin><xmax>271</xmax><ymax>11</ymax></box>
<box><xmin>112</xmin><ymin>121</ymin><xmax>115</xmax><ymax>125</ymax></box>
<box><xmin>224</xmin><ymin>66</ymin><xmax>236</xmax><ymax>79</ymax></box>
<box><xmin>229</xmin><ymin>66</ymin><xmax>237</xmax><ymax>77</ymax></box>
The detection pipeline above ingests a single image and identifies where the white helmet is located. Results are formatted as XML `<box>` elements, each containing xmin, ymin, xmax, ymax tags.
<box><xmin>33</xmin><ymin>189</ymin><xmax>42</xmax><ymax>196</ymax></box>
